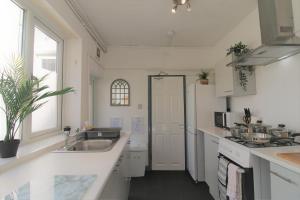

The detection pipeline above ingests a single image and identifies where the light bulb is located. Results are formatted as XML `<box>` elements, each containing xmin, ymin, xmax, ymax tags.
<box><xmin>186</xmin><ymin>3</ymin><xmax>191</xmax><ymax>12</ymax></box>
<box><xmin>181</xmin><ymin>0</ymin><xmax>187</xmax><ymax>4</ymax></box>
<box><xmin>172</xmin><ymin>6</ymin><xmax>177</xmax><ymax>14</ymax></box>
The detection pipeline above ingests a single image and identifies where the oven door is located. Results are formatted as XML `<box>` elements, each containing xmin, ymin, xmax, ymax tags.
<box><xmin>217</xmin><ymin>154</ymin><xmax>254</xmax><ymax>200</ymax></box>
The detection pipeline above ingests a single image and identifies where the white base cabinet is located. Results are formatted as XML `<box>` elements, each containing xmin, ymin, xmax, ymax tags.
<box><xmin>100</xmin><ymin>145</ymin><xmax>131</xmax><ymax>200</ymax></box>
<box><xmin>270</xmin><ymin>163</ymin><xmax>300</xmax><ymax>200</ymax></box>
<box><xmin>204</xmin><ymin>134</ymin><xmax>219</xmax><ymax>200</ymax></box>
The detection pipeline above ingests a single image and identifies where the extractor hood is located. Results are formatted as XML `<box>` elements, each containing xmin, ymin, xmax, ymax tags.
<box><xmin>228</xmin><ymin>0</ymin><xmax>300</xmax><ymax>66</ymax></box>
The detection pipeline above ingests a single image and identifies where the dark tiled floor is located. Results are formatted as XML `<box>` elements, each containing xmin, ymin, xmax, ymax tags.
<box><xmin>128</xmin><ymin>171</ymin><xmax>214</xmax><ymax>200</ymax></box>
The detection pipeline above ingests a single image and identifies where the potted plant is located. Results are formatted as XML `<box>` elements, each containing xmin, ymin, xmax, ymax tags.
<box><xmin>0</xmin><ymin>58</ymin><xmax>74</xmax><ymax>158</ymax></box>
<box><xmin>227</xmin><ymin>42</ymin><xmax>253</xmax><ymax>91</ymax></box>
<box><xmin>198</xmin><ymin>70</ymin><xmax>209</xmax><ymax>85</ymax></box>
<box><xmin>226</xmin><ymin>41</ymin><xmax>250</xmax><ymax>58</ymax></box>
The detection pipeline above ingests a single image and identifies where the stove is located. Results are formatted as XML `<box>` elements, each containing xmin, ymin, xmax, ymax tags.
<box><xmin>225</xmin><ymin>136</ymin><xmax>300</xmax><ymax>148</ymax></box>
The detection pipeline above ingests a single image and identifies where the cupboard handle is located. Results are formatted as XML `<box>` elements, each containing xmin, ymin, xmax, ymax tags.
<box><xmin>211</xmin><ymin>139</ymin><xmax>219</xmax><ymax>144</ymax></box>
<box><xmin>224</xmin><ymin>90</ymin><xmax>232</xmax><ymax>93</ymax></box>
<box><xmin>271</xmin><ymin>171</ymin><xmax>298</xmax><ymax>186</ymax></box>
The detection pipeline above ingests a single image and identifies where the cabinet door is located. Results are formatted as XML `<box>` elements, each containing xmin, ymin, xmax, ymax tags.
<box><xmin>204</xmin><ymin>134</ymin><xmax>219</xmax><ymax>200</ymax></box>
<box><xmin>100</xmin><ymin>148</ymin><xmax>131</xmax><ymax>200</ymax></box>
<box><xmin>292</xmin><ymin>0</ymin><xmax>300</xmax><ymax>35</ymax></box>
<box><xmin>215</xmin><ymin>57</ymin><xmax>233</xmax><ymax>97</ymax></box>
<box><xmin>270</xmin><ymin>163</ymin><xmax>300</xmax><ymax>200</ymax></box>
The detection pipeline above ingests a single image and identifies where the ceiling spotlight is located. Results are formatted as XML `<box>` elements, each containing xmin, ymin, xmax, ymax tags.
<box><xmin>172</xmin><ymin>5</ymin><xmax>177</xmax><ymax>14</ymax></box>
<box><xmin>171</xmin><ymin>0</ymin><xmax>191</xmax><ymax>14</ymax></box>
<box><xmin>186</xmin><ymin>2</ymin><xmax>191</xmax><ymax>12</ymax></box>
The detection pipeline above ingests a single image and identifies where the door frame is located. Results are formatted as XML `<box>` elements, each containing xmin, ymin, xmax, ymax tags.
<box><xmin>148</xmin><ymin>75</ymin><xmax>187</xmax><ymax>170</ymax></box>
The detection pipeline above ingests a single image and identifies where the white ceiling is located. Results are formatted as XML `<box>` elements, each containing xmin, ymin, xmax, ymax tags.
<box><xmin>76</xmin><ymin>0</ymin><xmax>257</xmax><ymax>47</ymax></box>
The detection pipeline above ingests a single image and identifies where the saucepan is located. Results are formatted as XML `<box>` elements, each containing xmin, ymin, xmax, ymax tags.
<box><xmin>241</xmin><ymin>132</ymin><xmax>272</xmax><ymax>144</ymax></box>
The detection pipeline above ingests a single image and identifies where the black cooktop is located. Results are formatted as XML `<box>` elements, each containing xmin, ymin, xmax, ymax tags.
<box><xmin>225</xmin><ymin>136</ymin><xmax>300</xmax><ymax>148</ymax></box>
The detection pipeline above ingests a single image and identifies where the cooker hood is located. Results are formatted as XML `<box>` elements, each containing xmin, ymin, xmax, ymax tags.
<box><xmin>228</xmin><ymin>0</ymin><xmax>300</xmax><ymax>66</ymax></box>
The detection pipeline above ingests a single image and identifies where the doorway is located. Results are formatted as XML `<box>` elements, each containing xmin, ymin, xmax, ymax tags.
<box><xmin>148</xmin><ymin>75</ymin><xmax>186</xmax><ymax>170</ymax></box>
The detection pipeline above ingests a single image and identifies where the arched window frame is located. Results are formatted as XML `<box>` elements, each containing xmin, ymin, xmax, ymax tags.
<box><xmin>110</xmin><ymin>79</ymin><xmax>130</xmax><ymax>106</ymax></box>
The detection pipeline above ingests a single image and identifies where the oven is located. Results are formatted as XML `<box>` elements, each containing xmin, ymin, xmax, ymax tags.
<box><xmin>218</xmin><ymin>138</ymin><xmax>254</xmax><ymax>200</ymax></box>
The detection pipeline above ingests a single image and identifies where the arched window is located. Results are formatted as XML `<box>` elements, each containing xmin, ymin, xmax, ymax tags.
<box><xmin>111</xmin><ymin>79</ymin><xmax>130</xmax><ymax>106</ymax></box>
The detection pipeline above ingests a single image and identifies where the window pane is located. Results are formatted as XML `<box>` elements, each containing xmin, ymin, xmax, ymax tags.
<box><xmin>32</xmin><ymin>27</ymin><xmax>58</xmax><ymax>133</ymax></box>
<box><xmin>0</xmin><ymin>0</ymin><xmax>24</xmax><ymax>140</ymax></box>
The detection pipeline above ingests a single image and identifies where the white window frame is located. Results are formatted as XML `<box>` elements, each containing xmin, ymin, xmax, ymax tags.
<box><xmin>7</xmin><ymin>0</ymin><xmax>65</xmax><ymax>142</ymax></box>
<box><xmin>28</xmin><ymin>18</ymin><xmax>64</xmax><ymax>138</ymax></box>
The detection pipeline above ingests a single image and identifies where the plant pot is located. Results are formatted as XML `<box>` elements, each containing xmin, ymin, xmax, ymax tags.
<box><xmin>200</xmin><ymin>79</ymin><xmax>209</xmax><ymax>85</ymax></box>
<box><xmin>0</xmin><ymin>139</ymin><xmax>20</xmax><ymax>158</ymax></box>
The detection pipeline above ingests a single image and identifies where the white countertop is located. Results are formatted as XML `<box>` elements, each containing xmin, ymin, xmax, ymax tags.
<box><xmin>199</xmin><ymin>126</ymin><xmax>300</xmax><ymax>174</ymax></box>
<box><xmin>0</xmin><ymin>133</ymin><xmax>130</xmax><ymax>200</ymax></box>
<box><xmin>251</xmin><ymin>146</ymin><xmax>300</xmax><ymax>174</ymax></box>
<box><xmin>198</xmin><ymin>127</ymin><xmax>232</xmax><ymax>139</ymax></box>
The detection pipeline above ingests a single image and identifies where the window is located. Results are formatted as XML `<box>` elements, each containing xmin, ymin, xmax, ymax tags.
<box><xmin>0</xmin><ymin>0</ymin><xmax>24</xmax><ymax>140</ymax></box>
<box><xmin>0</xmin><ymin>0</ymin><xmax>64</xmax><ymax>140</ymax></box>
<box><xmin>111</xmin><ymin>79</ymin><xmax>130</xmax><ymax>106</ymax></box>
<box><xmin>31</xmin><ymin>25</ymin><xmax>63</xmax><ymax>134</ymax></box>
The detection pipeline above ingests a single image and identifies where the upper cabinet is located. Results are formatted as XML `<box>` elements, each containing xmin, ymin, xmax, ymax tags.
<box><xmin>215</xmin><ymin>56</ymin><xmax>256</xmax><ymax>97</ymax></box>
<box><xmin>292</xmin><ymin>0</ymin><xmax>300</xmax><ymax>35</ymax></box>
<box><xmin>215</xmin><ymin>56</ymin><xmax>234</xmax><ymax>97</ymax></box>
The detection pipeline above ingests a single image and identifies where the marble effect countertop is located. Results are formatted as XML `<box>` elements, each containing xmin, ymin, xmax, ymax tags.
<box><xmin>3</xmin><ymin>175</ymin><xmax>97</xmax><ymax>200</ymax></box>
<box><xmin>0</xmin><ymin>133</ymin><xmax>130</xmax><ymax>200</ymax></box>
<box><xmin>251</xmin><ymin>146</ymin><xmax>300</xmax><ymax>174</ymax></box>
<box><xmin>198</xmin><ymin>127</ymin><xmax>232</xmax><ymax>139</ymax></box>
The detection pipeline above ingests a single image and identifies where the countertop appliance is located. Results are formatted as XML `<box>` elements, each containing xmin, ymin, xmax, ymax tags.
<box><xmin>186</xmin><ymin>84</ymin><xmax>226</xmax><ymax>182</ymax></box>
<box><xmin>214</xmin><ymin>112</ymin><xmax>241</xmax><ymax>129</ymax></box>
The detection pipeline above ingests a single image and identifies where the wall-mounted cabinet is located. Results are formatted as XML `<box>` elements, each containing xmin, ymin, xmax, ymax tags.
<box><xmin>215</xmin><ymin>56</ymin><xmax>256</xmax><ymax>97</ymax></box>
<box><xmin>292</xmin><ymin>0</ymin><xmax>300</xmax><ymax>34</ymax></box>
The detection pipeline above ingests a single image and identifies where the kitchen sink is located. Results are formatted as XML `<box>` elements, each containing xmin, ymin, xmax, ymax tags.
<box><xmin>55</xmin><ymin>139</ymin><xmax>117</xmax><ymax>153</ymax></box>
<box><xmin>277</xmin><ymin>152</ymin><xmax>300</xmax><ymax>165</ymax></box>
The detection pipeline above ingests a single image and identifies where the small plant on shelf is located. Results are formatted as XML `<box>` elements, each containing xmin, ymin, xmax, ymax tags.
<box><xmin>198</xmin><ymin>70</ymin><xmax>209</xmax><ymax>85</ymax></box>
<box><xmin>226</xmin><ymin>41</ymin><xmax>250</xmax><ymax>57</ymax></box>
<box><xmin>226</xmin><ymin>42</ymin><xmax>254</xmax><ymax>91</ymax></box>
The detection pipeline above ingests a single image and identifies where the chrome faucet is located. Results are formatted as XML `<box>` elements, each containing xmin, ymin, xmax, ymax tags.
<box><xmin>63</xmin><ymin>126</ymin><xmax>72</xmax><ymax>147</ymax></box>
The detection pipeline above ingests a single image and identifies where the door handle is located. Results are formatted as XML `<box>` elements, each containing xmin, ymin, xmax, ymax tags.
<box><xmin>211</xmin><ymin>139</ymin><xmax>219</xmax><ymax>145</ymax></box>
<box><xmin>271</xmin><ymin>171</ymin><xmax>298</xmax><ymax>186</ymax></box>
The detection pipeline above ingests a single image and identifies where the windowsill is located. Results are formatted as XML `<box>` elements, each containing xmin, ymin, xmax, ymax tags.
<box><xmin>0</xmin><ymin>134</ymin><xmax>65</xmax><ymax>174</ymax></box>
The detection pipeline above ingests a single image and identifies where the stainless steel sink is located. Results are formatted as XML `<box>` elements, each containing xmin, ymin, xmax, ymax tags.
<box><xmin>55</xmin><ymin>139</ymin><xmax>117</xmax><ymax>153</ymax></box>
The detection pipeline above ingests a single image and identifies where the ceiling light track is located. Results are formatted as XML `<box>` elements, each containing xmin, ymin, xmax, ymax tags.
<box><xmin>65</xmin><ymin>0</ymin><xmax>107</xmax><ymax>53</ymax></box>
<box><xmin>172</xmin><ymin>0</ymin><xmax>191</xmax><ymax>14</ymax></box>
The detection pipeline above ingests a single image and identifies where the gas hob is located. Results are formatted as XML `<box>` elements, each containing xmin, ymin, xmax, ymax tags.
<box><xmin>225</xmin><ymin>136</ymin><xmax>300</xmax><ymax>148</ymax></box>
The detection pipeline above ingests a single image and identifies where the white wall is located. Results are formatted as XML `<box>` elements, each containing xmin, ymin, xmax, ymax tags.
<box><xmin>94</xmin><ymin>68</ymin><xmax>213</xmax><ymax>144</ymax></box>
<box><xmin>102</xmin><ymin>46</ymin><xmax>216</xmax><ymax>70</ymax></box>
<box><xmin>43</xmin><ymin>0</ymin><xmax>104</xmax><ymax>130</ymax></box>
<box><xmin>213</xmin><ymin>7</ymin><xmax>300</xmax><ymax>131</ymax></box>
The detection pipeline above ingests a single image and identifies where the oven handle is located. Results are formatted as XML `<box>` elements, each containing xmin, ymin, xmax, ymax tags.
<box><xmin>271</xmin><ymin>170</ymin><xmax>298</xmax><ymax>186</ymax></box>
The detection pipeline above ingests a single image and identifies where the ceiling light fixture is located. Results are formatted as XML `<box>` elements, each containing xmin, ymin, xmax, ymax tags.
<box><xmin>171</xmin><ymin>0</ymin><xmax>191</xmax><ymax>14</ymax></box>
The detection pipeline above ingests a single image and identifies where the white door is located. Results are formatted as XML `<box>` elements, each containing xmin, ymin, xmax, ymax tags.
<box><xmin>151</xmin><ymin>76</ymin><xmax>185</xmax><ymax>170</ymax></box>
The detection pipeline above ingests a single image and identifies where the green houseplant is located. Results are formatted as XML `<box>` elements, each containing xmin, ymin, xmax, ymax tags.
<box><xmin>0</xmin><ymin>57</ymin><xmax>74</xmax><ymax>158</ymax></box>
<box><xmin>226</xmin><ymin>42</ymin><xmax>253</xmax><ymax>91</ymax></box>
<box><xmin>226</xmin><ymin>41</ymin><xmax>250</xmax><ymax>57</ymax></box>
<box><xmin>198</xmin><ymin>70</ymin><xmax>209</xmax><ymax>85</ymax></box>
